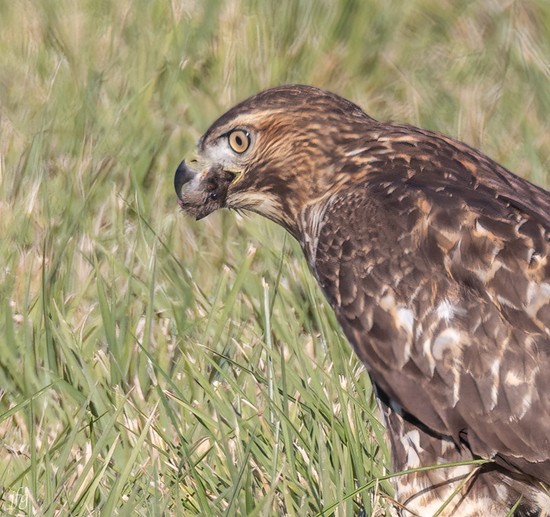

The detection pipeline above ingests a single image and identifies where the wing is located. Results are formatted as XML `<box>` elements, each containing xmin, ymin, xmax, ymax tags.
<box><xmin>311</xmin><ymin>128</ymin><xmax>550</xmax><ymax>483</ymax></box>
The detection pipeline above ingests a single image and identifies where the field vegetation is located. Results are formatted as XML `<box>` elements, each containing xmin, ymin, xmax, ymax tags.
<box><xmin>0</xmin><ymin>1</ymin><xmax>548</xmax><ymax>514</ymax></box>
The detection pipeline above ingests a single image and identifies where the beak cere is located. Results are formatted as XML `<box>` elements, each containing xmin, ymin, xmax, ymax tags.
<box><xmin>174</xmin><ymin>160</ymin><xmax>236</xmax><ymax>220</ymax></box>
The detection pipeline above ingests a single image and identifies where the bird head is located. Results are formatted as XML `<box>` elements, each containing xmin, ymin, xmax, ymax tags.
<box><xmin>174</xmin><ymin>85</ymin><xmax>377</xmax><ymax>237</ymax></box>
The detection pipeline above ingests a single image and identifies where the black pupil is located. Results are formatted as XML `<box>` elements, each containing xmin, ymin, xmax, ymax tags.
<box><xmin>235</xmin><ymin>135</ymin><xmax>243</xmax><ymax>146</ymax></box>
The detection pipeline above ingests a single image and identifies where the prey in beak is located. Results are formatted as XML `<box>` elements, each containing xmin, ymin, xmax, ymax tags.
<box><xmin>174</xmin><ymin>159</ymin><xmax>236</xmax><ymax>220</ymax></box>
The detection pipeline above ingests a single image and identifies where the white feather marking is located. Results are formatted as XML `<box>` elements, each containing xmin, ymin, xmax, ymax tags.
<box><xmin>504</xmin><ymin>370</ymin><xmax>533</xmax><ymax>418</ymax></box>
<box><xmin>300</xmin><ymin>196</ymin><xmax>334</xmax><ymax>263</ymax></box>
<box><xmin>402</xmin><ymin>430</ymin><xmax>421</xmax><ymax>468</ymax></box>
<box><xmin>525</xmin><ymin>281</ymin><xmax>550</xmax><ymax>320</ymax></box>
<box><xmin>379</xmin><ymin>292</ymin><xmax>396</xmax><ymax>311</ymax></box>
<box><xmin>494</xmin><ymin>483</ymin><xmax>509</xmax><ymax>502</ymax></box>
<box><xmin>436</xmin><ymin>299</ymin><xmax>466</xmax><ymax>324</ymax></box>
<box><xmin>436</xmin><ymin>300</ymin><xmax>455</xmax><ymax>323</ymax></box>
<box><xmin>474</xmin><ymin>218</ymin><xmax>492</xmax><ymax>236</ymax></box>
<box><xmin>489</xmin><ymin>360</ymin><xmax>500</xmax><ymax>409</ymax></box>
<box><xmin>421</xmin><ymin>338</ymin><xmax>436</xmax><ymax>375</ymax></box>
<box><xmin>537</xmin><ymin>281</ymin><xmax>550</xmax><ymax>296</ymax></box>
<box><xmin>396</xmin><ymin>307</ymin><xmax>414</xmax><ymax>335</ymax></box>
<box><xmin>343</xmin><ymin>147</ymin><xmax>369</xmax><ymax>157</ymax></box>
<box><xmin>432</xmin><ymin>328</ymin><xmax>462</xmax><ymax>360</ymax></box>
<box><xmin>519</xmin><ymin>392</ymin><xmax>533</xmax><ymax>418</ymax></box>
<box><xmin>535</xmin><ymin>489</ymin><xmax>550</xmax><ymax>514</ymax></box>
<box><xmin>504</xmin><ymin>370</ymin><xmax>524</xmax><ymax>387</ymax></box>
<box><xmin>496</xmin><ymin>294</ymin><xmax>520</xmax><ymax>309</ymax></box>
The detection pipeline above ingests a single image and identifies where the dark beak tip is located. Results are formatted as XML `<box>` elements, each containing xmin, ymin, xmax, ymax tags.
<box><xmin>174</xmin><ymin>160</ymin><xmax>193</xmax><ymax>199</ymax></box>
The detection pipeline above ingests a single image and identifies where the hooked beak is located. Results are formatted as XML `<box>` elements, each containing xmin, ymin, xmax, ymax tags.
<box><xmin>174</xmin><ymin>160</ymin><xmax>197</xmax><ymax>202</ymax></box>
<box><xmin>174</xmin><ymin>159</ymin><xmax>236</xmax><ymax>220</ymax></box>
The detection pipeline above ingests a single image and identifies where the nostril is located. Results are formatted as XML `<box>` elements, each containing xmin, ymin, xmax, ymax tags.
<box><xmin>174</xmin><ymin>160</ymin><xmax>197</xmax><ymax>199</ymax></box>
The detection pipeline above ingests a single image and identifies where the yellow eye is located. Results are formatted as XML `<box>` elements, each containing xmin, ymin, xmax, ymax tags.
<box><xmin>228</xmin><ymin>130</ymin><xmax>250</xmax><ymax>154</ymax></box>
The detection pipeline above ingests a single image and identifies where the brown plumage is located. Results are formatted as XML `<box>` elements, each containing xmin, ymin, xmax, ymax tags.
<box><xmin>174</xmin><ymin>85</ymin><xmax>550</xmax><ymax>516</ymax></box>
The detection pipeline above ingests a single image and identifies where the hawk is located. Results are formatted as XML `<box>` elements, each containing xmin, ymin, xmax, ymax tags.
<box><xmin>174</xmin><ymin>85</ymin><xmax>550</xmax><ymax>516</ymax></box>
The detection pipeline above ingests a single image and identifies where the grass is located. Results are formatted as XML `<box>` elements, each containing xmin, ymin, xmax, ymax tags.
<box><xmin>0</xmin><ymin>0</ymin><xmax>549</xmax><ymax>515</ymax></box>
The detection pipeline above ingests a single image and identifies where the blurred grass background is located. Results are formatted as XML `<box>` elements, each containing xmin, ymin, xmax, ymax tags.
<box><xmin>0</xmin><ymin>0</ymin><xmax>548</xmax><ymax>515</ymax></box>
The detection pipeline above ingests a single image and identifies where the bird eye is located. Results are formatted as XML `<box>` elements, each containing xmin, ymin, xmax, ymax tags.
<box><xmin>228</xmin><ymin>130</ymin><xmax>250</xmax><ymax>154</ymax></box>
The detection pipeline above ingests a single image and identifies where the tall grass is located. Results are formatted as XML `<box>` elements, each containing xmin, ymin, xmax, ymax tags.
<box><xmin>0</xmin><ymin>0</ymin><xmax>548</xmax><ymax>514</ymax></box>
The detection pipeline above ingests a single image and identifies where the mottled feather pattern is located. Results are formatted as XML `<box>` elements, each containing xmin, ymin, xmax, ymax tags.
<box><xmin>175</xmin><ymin>85</ymin><xmax>550</xmax><ymax>516</ymax></box>
<box><xmin>305</xmin><ymin>122</ymin><xmax>550</xmax><ymax>514</ymax></box>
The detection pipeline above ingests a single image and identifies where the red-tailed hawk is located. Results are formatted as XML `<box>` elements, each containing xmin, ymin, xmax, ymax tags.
<box><xmin>174</xmin><ymin>85</ymin><xmax>550</xmax><ymax>516</ymax></box>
